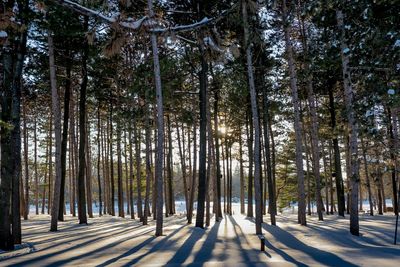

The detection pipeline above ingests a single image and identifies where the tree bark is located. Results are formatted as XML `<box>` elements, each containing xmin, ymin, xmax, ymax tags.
<box><xmin>49</xmin><ymin>33</ymin><xmax>63</xmax><ymax>232</ymax></box>
<box><xmin>77</xmin><ymin>17</ymin><xmax>89</xmax><ymax>224</ymax></box>
<box><xmin>337</xmin><ymin>10</ymin><xmax>360</xmax><ymax>235</ymax></box>
<box><xmin>283</xmin><ymin>0</ymin><xmax>307</xmax><ymax>225</ymax></box>
<box><xmin>59</xmin><ymin>49</ymin><xmax>72</xmax><ymax>221</ymax></box>
<box><xmin>328</xmin><ymin>86</ymin><xmax>346</xmax><ymax>216</ymax></box>
<box><xmin>147</xmin><ymin>0</ymin><xmax>164</xmax><ymax>236</ymax></box>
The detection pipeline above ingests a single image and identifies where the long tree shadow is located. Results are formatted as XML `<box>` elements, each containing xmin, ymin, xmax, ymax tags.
<box><xmin>98</xmin><ymin>225</ymin><xmax>189</xmax><ymax>266</ymax></box>
<box><xmin>262</xmin><ymin>223</ymin><xmax>359</xmax><ymax>267</ymax></box>
<box><xmin>191</xmin><ymin>221</ymin><xmax>221</xmax><ymax>264</ymax></box>
<box><xmin>164</xmin><ymin>227</ymin><xmax>207</xmax><ymax>265</ymax></box>
<box><xmin>228</xmin><ymin>216</ymin><xmax>260</xmax><ymax>262</ymax></box>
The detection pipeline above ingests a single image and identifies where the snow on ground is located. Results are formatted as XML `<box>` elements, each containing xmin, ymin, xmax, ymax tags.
<box><xmin>1</xmin><ymin>204</ymin><xmax>399</xmax><ymax>266</ymax></box>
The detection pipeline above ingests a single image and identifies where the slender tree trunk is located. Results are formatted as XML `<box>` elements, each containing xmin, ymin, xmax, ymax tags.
<box><xmin>213</xmin><ymin>88</ymin><xmax>223</xmax><ymax>220</ymax></box>
<box><xmin>283</xmin><ymin>0</ymin><xmax>306</xmax><ymax>225</ymax></box>
<box><xmin>109</xmin><ymin>103</ymin><xmax>115</xmax><ymax>216</ymax></box>
<box><xmin>128</xmin><ymin>127</ymin><xmax>135</xmax><ymax>219</ymax></box>
<box><xmin>239</xmin><ymin>127</ymin><xmax>245</xmax><ymax>214</ymax></box>
<box><xmin>59</xmin><ymin>50</ymin><xmax>71</xmax><ymax>221</ymax></box>
<box><xmin>262</xmin><ymin>84</ymin><xmax>276</xmax><ymax>225</ymax></box>
<box><xmin>85</xmin><ymin>115</ymin><xmax>93</xmax><ymax>218</ymax></box>
<box><xmin>117</xmin><ymin>114</ymin><xmax>124</xmax><ymax>218</ymax></box>
<box><xmin>328</xmin><ymin>87</ymin><xmax>346</xmax><ymax>216</ymax></box>
<box><xmin>124</xmin><ymin>131</ymin><xmax>130</xmax><ymax>215</ymax></box>
<box><xmin>77</xmin><ymin>17</ymin><xmax>89</xmax><ymax>224</ymax></box>
<box><xmin>337</xmin><ymin>10</ymin><xmax>360</xmax><ymax>235</ymax></box>
<box><xmin>143</xmin><ymin>98</ymin><xmax>152</xmax><ymax>225</ymax></box>
<box><xmin>387</xmin><ymin>107</ymin><xmax>399</xmax><ymax>215</ymax></box>
<box><xmin>97</xmin><ymin>104</ymin><xmax>103</xmax><ymax>216</ymax></box>
<box><xmin>134</xmin><ymin>121</ymin><xmax>143</xmax><ymax>221</ymax></box>
<box><xmin>23</xmin><ymin>103</ymin><xmax>29</xmax><ymax>220</ymax></box>
<box><xmin>360</xmin><ymin>136</ymin><xmax>374</xmax><ymax>215</ymax></box>
<box><xmin>49</xmin><ymin>33</ymin><xmax>63</xmax><ymax>232</ymax></box>
<box><xmin>246</xmin><ymin>113</ymin><xmax>254</xmax><ymax>218</ymax></box>
<box><xmin>48</xmin><ymin>113</ymin><xmax>53</xmax><ymax>214</ymax></box>
<box><xmin>69</xmin><ymin>92</ymin><xmax>76</xmax><ymax>217</ymax></box>
<box><xmin>188</xmin><ymin>123</ymin><xmax>197</xmax><ymax>223</ymax></box>
<box><xmin>176</xmin><ymin>119</ymin><xmax>189</xmax><ymax>216</ymax></box>
<box><xmin>147</xmin><ymin>0</ymin><xmax>164</xmax><ymax>236</ymax></box>
<box><xmin>34</xmin><ymin>114</ymin><xmax>38</xmax><ymax>215</ymax></box>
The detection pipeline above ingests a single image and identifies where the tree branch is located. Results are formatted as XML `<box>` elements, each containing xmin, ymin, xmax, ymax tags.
<box><xmin>52</xmin><ymin>0</ymin><xmax>237</xmax><ymax>33</ymax></box>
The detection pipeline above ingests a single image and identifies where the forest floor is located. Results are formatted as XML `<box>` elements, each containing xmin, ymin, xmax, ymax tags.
<box><xmin>1</xmin><ymin>206</ymin><xmax>399</xmax><ymax>266</ymax></box>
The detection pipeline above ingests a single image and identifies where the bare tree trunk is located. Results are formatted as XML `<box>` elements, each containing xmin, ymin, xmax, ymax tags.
<box><xmin>97</xmin><ymin>104</ymin><xmax>103</xmax><ymax>216</ymax></box>
<box><xmin>337</xmin><ymin>10</ymin><xmax>360</xmax><ymax>235</ymax></box>
<box><xmin>58</xmin><ymin>50</ymin><xmax>72</xmax><ymax>221</ymax></box>
<box><xmin>167</xmin><ymin>115</ymin><xmax>175</xmax><ymax>215</ymax></box>
<box><xmin>188</xmin><ymin>123</ymin><xmax>197</xmax><ymax>224</ymax></box>
<box><xmin>239</xmin><ymin>127</ymin><xmax>245</xmax><ymax>214</ymax></box>
<box><xmin>77</xmin><ymin>17</ymin><xmax>89</xmax><ymax>224</ymax></box>
<box><xmin>283</xmin><ymin>0</ymin><xmax>306</xmax><ymax>225</ymax></box>
<box><xmin>147</xmin><ymin>0</ymin><xmax>164</xmax><ymax>236</ymax></box>
<box><xmin>360</xmin><ymin>136</ymin><xmax>373</xmax><ymax>216</ymax></box>
<box><xmin>23</xmin><ymin>103</ymin><xmax>29</xmax><ymax>220</ymax></box>
<box><xmin>134</xmin><ymin>121</ymin><xmax>143</xmax><ymax>221</ymax></box>
<box><xmin>109</xmin><ymin>103</ymin><xmax>115</xmax><ymax>216</ymax></box>
<box><xmin>69</xmin><ymin>93</ymin><xmax>76</xmax><ymax>217</ymax></box>
<box><xmin>213</xmin><ymin>88</ymin><xmax>223</xmax><ymax>220</ymax></box>
<box><xmin>124</xmin><ymin>130</ymin><xmax>130</xmax><ymax>216</ymax></box>
<box><xmin>143</xmin><ymin>98</ymin><xmax>152</xmax><ymax>225</ymax></box>
<box><xmin>34</xmin><ymin>113</ymin><xmax>38</xmax><ymax>215</ymax></box>
<box><xmin>128</xmin><ymin>127</ymin><xmax>135</xmax><ymax>219</ymax></box>
<box><xmin>176</xmin><ymin>119</ymin><xmax>189</xmax><ymax>216</ymax></box>
<box><xmin>49</xmin><ymin>33</ymin><xmax>63</xmax><ymax>232</ymax></box>
<box><xmin>48</xmin><ymin>113</ymin><xmax>53</xmax><ymax>214</ymax></box>
<box><xmin>117</xmin><ymin>114</ymin><xmax>124</xmax><ymax>218</ymax></box>
<box><xmin>246</xmin><ymin>113</ymin><xmax>254</xmax><ymax>218</ymax></box>
<box><xmin>328</xmin><ymin>87</ymin><xmax>346</xmax><ymax>216</ymax></box>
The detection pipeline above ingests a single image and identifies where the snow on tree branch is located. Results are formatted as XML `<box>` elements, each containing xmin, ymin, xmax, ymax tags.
<box><xmin>52</xmin><ymin>0</ymin><xmax>237</xmax><ymax>33</ymax></box>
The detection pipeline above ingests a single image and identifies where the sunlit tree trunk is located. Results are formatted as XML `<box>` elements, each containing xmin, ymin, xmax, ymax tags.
<box><xmin>337</xmin><ymin>10</ymin><xmax>359</xmax><ymax>235</ymax></box>
<box><xmin>49</xmin><ymin>33</ymin><xmax>63</xmax><ymax>232</ymax></box>
<box><xmin>282</xmin><ymin>0</ymin><xmax>306</xmax><ymax>225</ymax></box>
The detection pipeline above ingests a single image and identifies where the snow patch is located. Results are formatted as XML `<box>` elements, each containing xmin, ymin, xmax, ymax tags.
<box><xmin>387</xmin><ymin>89</ymin><xmax>395</xmax><ymax>95</ymax></box>
<box><xmin>0</xmin><ymin>31</ymin><xmax>7</xmax><ymax>38</ymax></box>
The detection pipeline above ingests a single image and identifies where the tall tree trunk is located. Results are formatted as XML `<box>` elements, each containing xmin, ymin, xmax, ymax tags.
<box><xmin>86</xmin><ymin>114</ymin><xmax>93</xmax><ymax>218</ymax></box>
<box><xmin>387</xmin><ymin>107</ymin><xmax>399</xmax><ymax>215</ymax></box>
<box><xmin>0</xmin><ymin>39</ymin><xmax>14</xmax><ymax>250</ymax></box>
<box><xmin>337</xmin><ymin>10</ymin><xmax>360</xmax><ymax>236</ymax></box>
<box><xmin>166</xmin><ymin>115</ymin><xmax>175</xmax><ymax>215</ymax></box>
<box><xmin>246</xmin><ymin>113</ymin><xmax>254</xmax><ymax>218</ymax></box>
<box><xmin>188</xmin><ymin>123</ymin><xmax>197</xmax><ymax>223</ymax></box>
<box><xmin>124</xmin><ymin>131</ymin><xmax>130</xmax><ymax>216</ymax></box>
<box><xmin>213</xmin><ymin>88</ymin><xmax>223</xmax><ymax>220</ymax></box>
<box><xmin>195</xmin><ymin>47</ymin><xmax>208</xmax><ymax>227</ymax></box>
<box><xmin>128</xmin><ymin>127</ymin><xmax>135</xmax><ymax>219</ymax></box>
<box><xmin>117</xmin><ymin>114</ymin><xmax>124</xmax><ymax>218</ymax></box>
<box><xmin>176</xmin><ymin>119</ymin><xmax>189</xmax><ymax>216</ymax></box>
<box><xmin>49</xmin><ymin>33</ymin><xmax>63</xmax><ymax>232</ymax></box>
<box><xmin>143</xmin><ymin>98</ymin><xmax>152</xmax><ymax>225</ymax></box>
<box><xmin>69</xmin><ymin>92</ymin><xmax>76</xmax><ymax>217</ymax></box>
<box><xmin>23</xmin><ymin>103</ymin><xmax>29</xmax><ymax>220</ymax></box>
<box><xmin>77</xmin><ymin>17</ymin><xmax>89</xmax><ymax>224</ymax></box>
<box><xmin>283</xmin><ymin>0</ymin><xmax>307</xmax><ymax>225</ymax></box>
<box><xmin>134</xmin><ymin>121</ymin><xmax>143</xmax><ymax>221</ymax></box>
<box><xmin>147</xmin><ymin>0</ymin><xmax>164</xmax><ymax>236</ymax></box>
<box><xmin>48</xmin><ymin>113</ymin><xmax>53</xmax><ymax>214</ymax></box>
<box><xmin>360</xmin><ymin>136</ymin><xmax>373</xmax><ymax>216</ymax></box>
<box><xmin>328</xmin><ymin>87</ymin><xmax>346</xmax><ymax>216</ymax></box>
<box><xmin>262</xmin><ymin>84</ymin><xmax>276</xmax><ymax>225</ymax></box>
<box><xmin>59</xmin><ymin>50</ymin><xmax>72</xmax><ymax>221</ymax></box>
<box><xmin>242</xmin><ymin>0</ymin><xmax>262</xmax><ymax>234</ymax></box>
<box><xmin>34</xmin><ymin>114</ymin><xmax>38</xmax><ymax>215</ymax></box>
<box><xmin>97</xmin><ymin>104</ymin><xmax>103</xmax><ymax>216</ymax></box>
<box><xmin>239</xmin><ymin>126</ymin><xmax>245</xmax><ymax>214</ymax></box>
<box><xmin>109</xmin><ymin>103</ymin><xmax>115</xmax><ymax>216</ymax></box>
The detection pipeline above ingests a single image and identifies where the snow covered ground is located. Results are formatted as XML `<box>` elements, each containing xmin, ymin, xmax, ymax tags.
<box><xmin>1</xmin><ymin>204</ymin><xmax>399</xmax><ymax>266</ymax></box>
